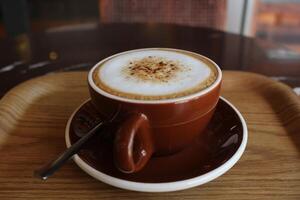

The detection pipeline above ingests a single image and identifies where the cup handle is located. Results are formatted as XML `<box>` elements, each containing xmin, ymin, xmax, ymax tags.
<box><xmin>114</xmin><ymin>113</ymin><xmax>154</xmax><ymax>173</ymax></box>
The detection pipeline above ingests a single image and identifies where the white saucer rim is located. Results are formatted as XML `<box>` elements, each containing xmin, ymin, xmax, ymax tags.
<box><xmin>65</xmin><ymin>96</ymin><xmax>248</xmax><ymax>192</ymax></box>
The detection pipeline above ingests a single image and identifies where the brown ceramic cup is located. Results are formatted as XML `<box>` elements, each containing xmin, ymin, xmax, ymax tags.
<box><xmin>87</xmin><ymin>48</ymin><xmax>222</xmax><ymax>173</ymax></box>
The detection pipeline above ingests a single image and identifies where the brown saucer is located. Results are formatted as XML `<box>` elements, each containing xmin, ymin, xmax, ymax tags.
<box><xmin>66</xmin><ymin>97</ymin><xmax>245</xmax><ymax>186</ymax></box>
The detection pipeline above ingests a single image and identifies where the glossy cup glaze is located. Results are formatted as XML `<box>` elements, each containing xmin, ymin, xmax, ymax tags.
<box><xmin>88</xmin><ymin>48</ymin><xmax>222</xmax><ymax>173</ymax></box>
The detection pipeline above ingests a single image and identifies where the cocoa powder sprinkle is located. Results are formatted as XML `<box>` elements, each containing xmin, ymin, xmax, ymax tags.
<box><xmin>122</xmin><ymin>56</ymin><xmax>188</xmax><ymax>83</ymax></box>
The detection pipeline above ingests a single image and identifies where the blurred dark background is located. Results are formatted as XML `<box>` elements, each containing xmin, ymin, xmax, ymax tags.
<box><xmin>0</xmin><ymin>0</ymin><xmax>299</xmax><ymax>51</ymax></box>
<box><xmin>0</xmin><ymin>0</ymin><xmax>299</xmax><ymax>96</ymax></box>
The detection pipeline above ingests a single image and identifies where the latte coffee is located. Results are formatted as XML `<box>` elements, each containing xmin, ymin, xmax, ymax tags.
<box><xmin>92</xmin><ymin>49</ymin><xmax>218</xmax><ymax>100</ymax></box>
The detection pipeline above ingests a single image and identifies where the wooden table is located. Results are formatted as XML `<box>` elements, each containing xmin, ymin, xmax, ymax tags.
<box><xmin>0</xmin><ymin>23</ymin><xmax>300</xmax><ymax>97</ymax></box>
<box><xmin>0</xmin><ymin>71</ymin><xmax>299</xmax><ymax>199</ymax></box>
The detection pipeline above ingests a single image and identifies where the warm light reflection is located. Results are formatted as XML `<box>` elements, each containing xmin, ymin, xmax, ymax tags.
<box><xmin>49</xmin><ymin>51</ymin><xmax>58</xmax><ymax>60</ymax></box>
<box><xmin>14</xmin><ymin>34</ymin><xmax>31</xmax><ymax>62</ymax></box>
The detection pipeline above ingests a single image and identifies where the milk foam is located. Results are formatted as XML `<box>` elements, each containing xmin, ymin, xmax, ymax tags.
<box><xmin>93</xmin><ymin>49</ymin><xmax>216</xmax><ymax>99</ymax></box>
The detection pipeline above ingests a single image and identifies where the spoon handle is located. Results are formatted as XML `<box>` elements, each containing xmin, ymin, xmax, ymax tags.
<box><xmin>34</xmin><ymin>121</ymin><xmax>106</xmax><ymax>180</ymax></box>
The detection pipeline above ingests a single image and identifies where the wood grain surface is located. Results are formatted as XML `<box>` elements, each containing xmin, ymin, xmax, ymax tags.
<box><xmin>0</xmin><ymin>71</ymin><xmax>299</xmax><ymax>200</ymax></box>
